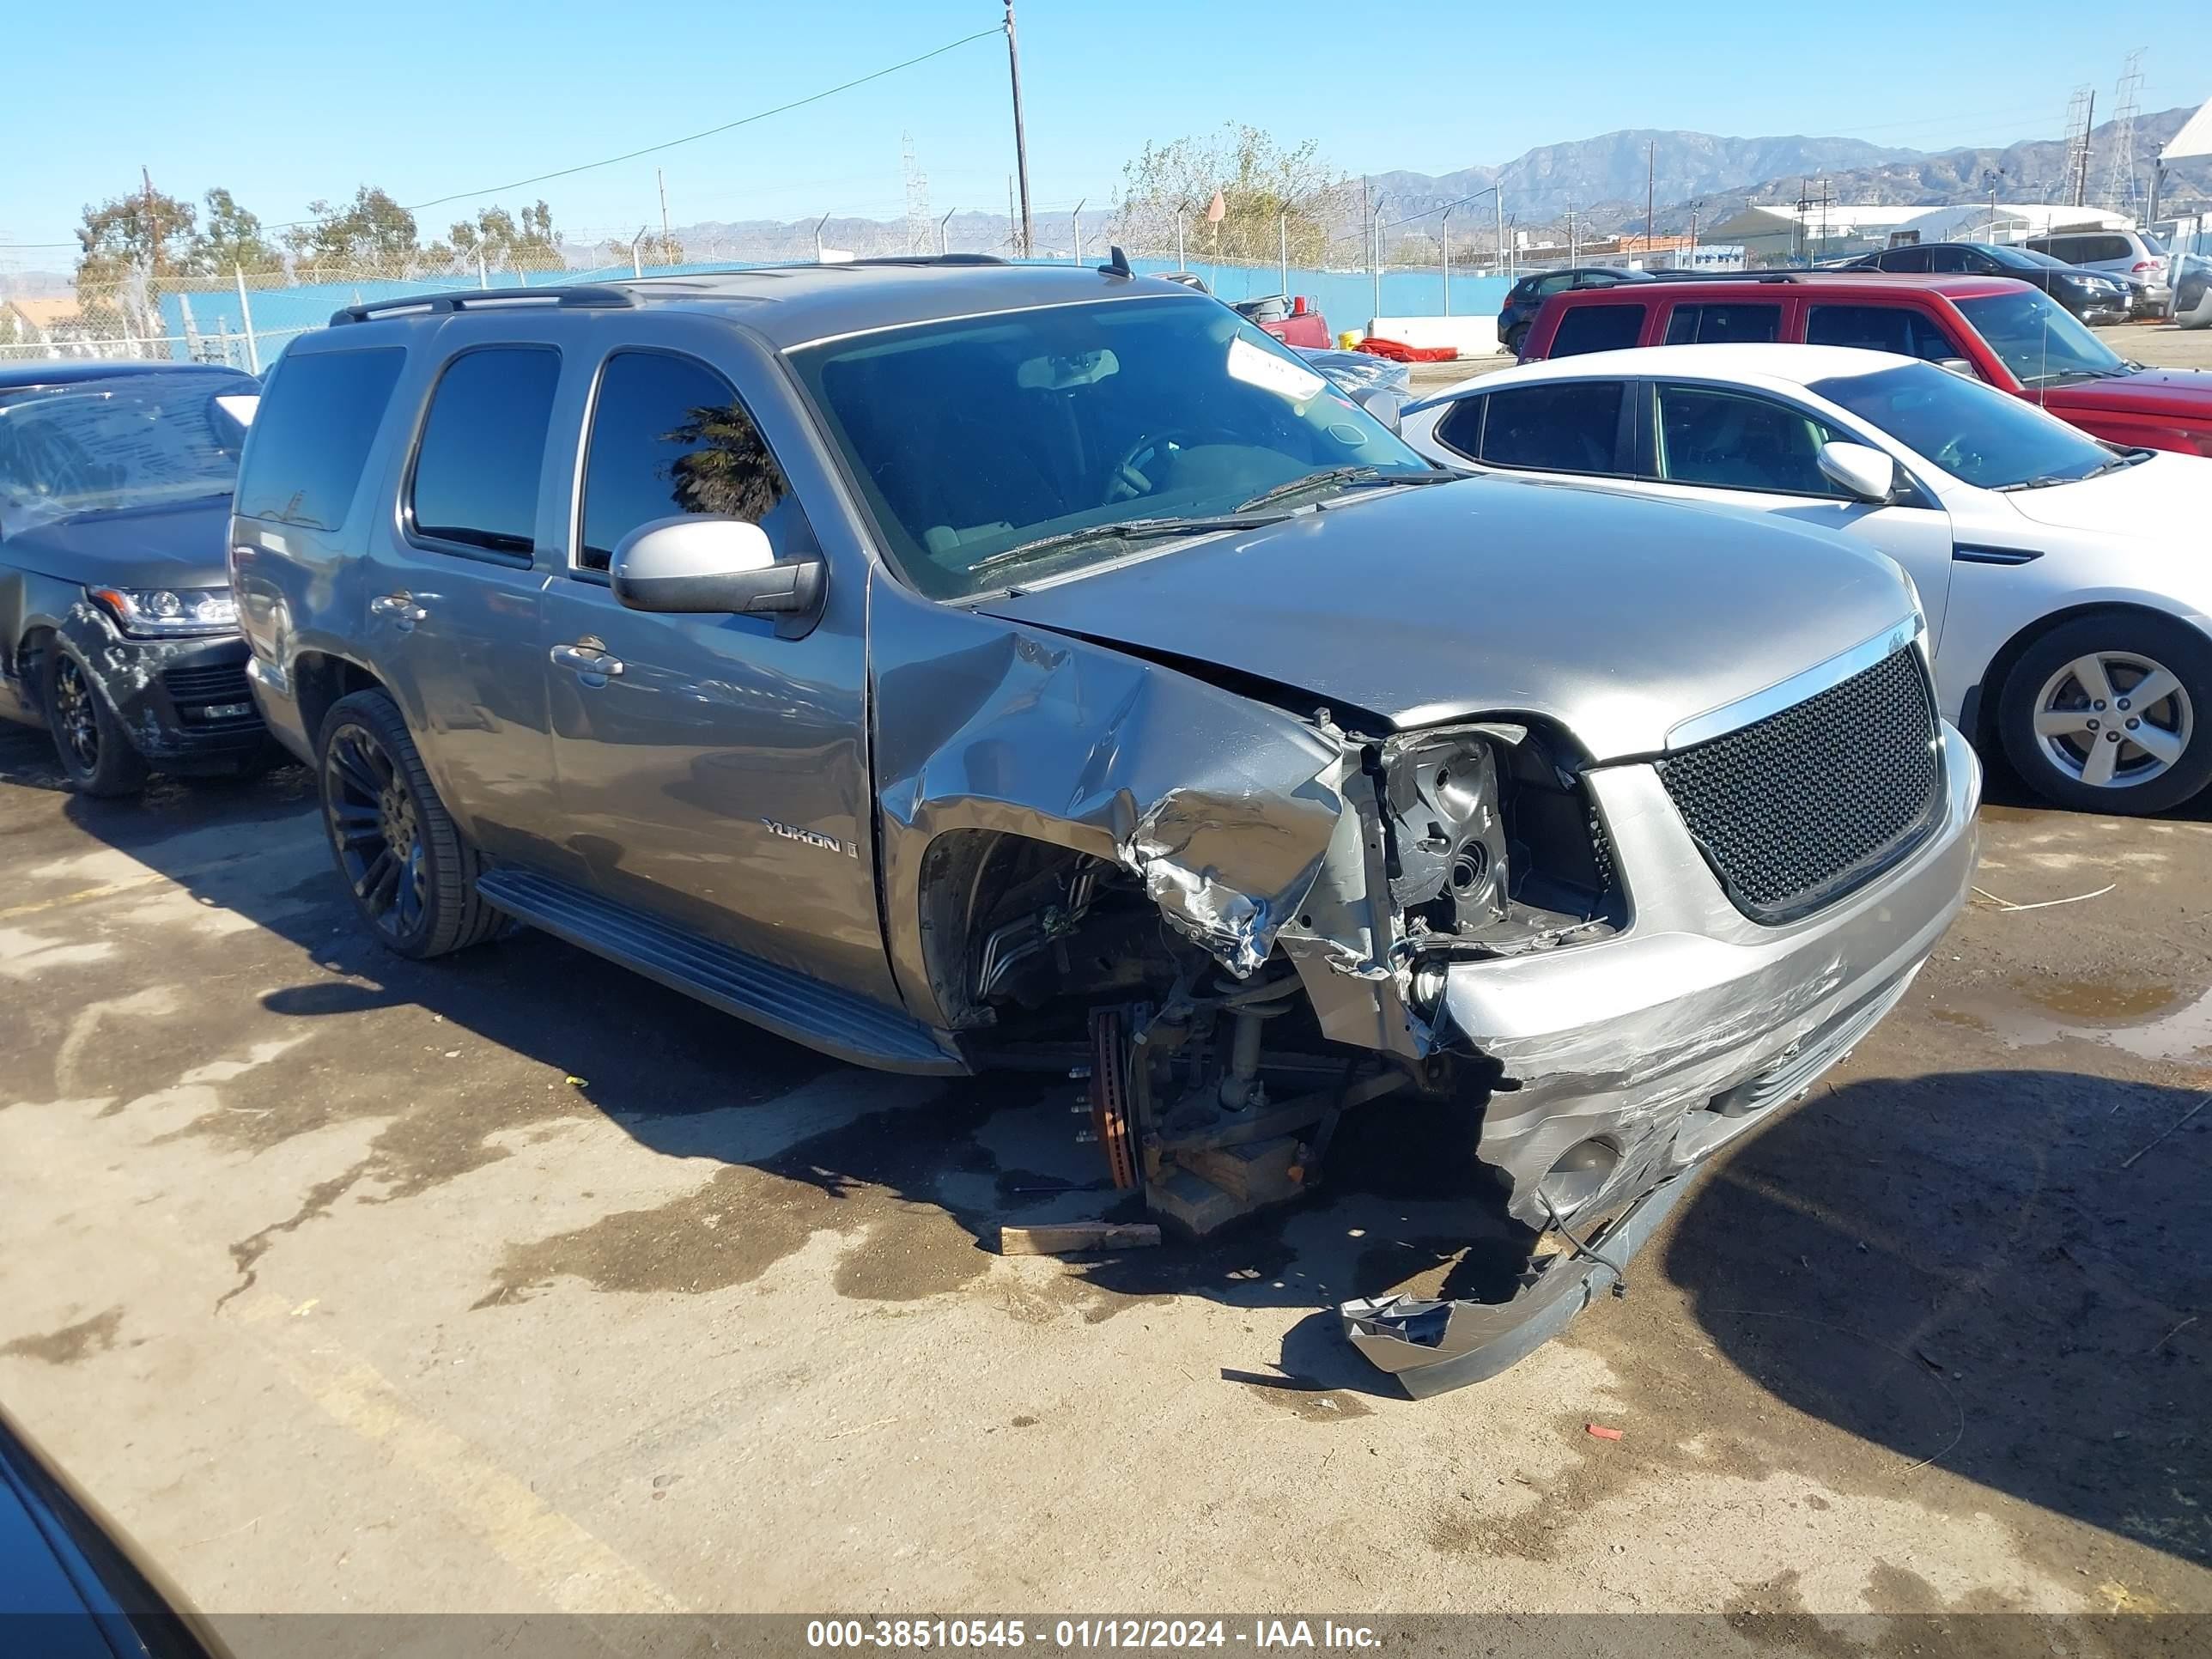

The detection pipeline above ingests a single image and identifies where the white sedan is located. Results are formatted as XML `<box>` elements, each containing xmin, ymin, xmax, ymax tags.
<box><xmin>1401</xmin><ymin>343</ymin><xmax>2212</xmax><ymax>813</ymax></box>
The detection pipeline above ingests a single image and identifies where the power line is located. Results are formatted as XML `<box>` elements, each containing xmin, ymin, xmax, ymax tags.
<box><xmin>0</xmin><ymin>27</ymin><xmax>1001</xmax><ymax>249</ymax></box>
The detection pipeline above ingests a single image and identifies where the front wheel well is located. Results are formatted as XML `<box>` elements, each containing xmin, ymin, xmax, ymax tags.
<box><xmin>13</xmin><ymin>626</ymin><xmax>56</xmax><ymax>714</ymax></box>
<box><xmin>1969</xmin><ymin>602</ymin><xmax>2206</xmax><ymax>750</ymax></box>
<box><xmin>292</xmin><ymin>652</ymin><xmax>386</xmax><ymax>748</ymax></box>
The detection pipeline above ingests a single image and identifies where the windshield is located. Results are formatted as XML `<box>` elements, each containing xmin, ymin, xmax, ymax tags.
<box><xmin>1980</xmin><ymin>244</ymin><xmax>2045</xmax><ymax>270</ymax></box>
<box><xmin>1955</xmin><ymin>289</ymin><xmax>2126</xmax><ymax>386</ymax></box>
<box><xmin>0</xmin><ymin>372</ymin><xmax>255</xmax><ymax>537</ymax></box>
<box><xmin>1810</xmin><ymin>361</ymin><xmax>2121</xmax><ymax>489</ymax></box>
<box><xmin>787</xmin><ymin>295</ymin><xmax>1432</xmax><ymax>599</ymax></box>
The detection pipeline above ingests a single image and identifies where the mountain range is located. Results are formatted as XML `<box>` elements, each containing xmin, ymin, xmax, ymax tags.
<box><xmin>647</xmin><ymin>106</ymin><xmax>2212</xmax><ymax>262</ymax></box>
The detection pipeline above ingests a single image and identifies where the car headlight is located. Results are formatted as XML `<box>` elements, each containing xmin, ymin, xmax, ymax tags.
<box><xmin>89</xmin><ymin>586</ymin><xmax>240</xmax><ymax>639</ymax></box>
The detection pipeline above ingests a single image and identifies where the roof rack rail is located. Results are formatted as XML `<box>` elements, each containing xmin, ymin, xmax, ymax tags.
<box><xmin>1640</xmin><ymin>269</ymin><xmax>1806</xmax><ymax>283</ymax></box>
<box><xmin>842</xmin><ymin>253</ymin><xmax>1009</xmax><ymax>267</ymax></box>
<box><xmin>330</xmin><ymin>284</ymin><xmax>637</xmax><ymax>326</ymax></box>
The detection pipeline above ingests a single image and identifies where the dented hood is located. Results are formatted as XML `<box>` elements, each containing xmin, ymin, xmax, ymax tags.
<box><xmin>977</xmin><ymin>476</ymin><xmax>1918</xmax><ymax>761</ymax></box>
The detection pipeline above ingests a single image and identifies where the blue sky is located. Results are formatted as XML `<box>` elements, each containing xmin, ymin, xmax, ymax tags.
<box><xmin>2</xmin><ymin>0</ymin><xmax>2203</xmax><ymax>255</ymax></box>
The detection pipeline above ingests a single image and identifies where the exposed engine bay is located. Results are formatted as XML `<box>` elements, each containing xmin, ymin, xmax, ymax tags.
<box><xmin>951</xmin><ymin>715</ymin><xmax>1625</xmax><ymax>1236</ymax></box>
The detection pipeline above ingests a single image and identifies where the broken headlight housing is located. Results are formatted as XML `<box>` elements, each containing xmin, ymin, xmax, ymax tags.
<box><xmin>1380</xmin><ymin>720</ymin><xmax>1624</xmax><ymax>963</ymax></box>
<box><xmin>90</xmin><ymin>585</ymin><xmax>240</xmax><ymax>639</ymax></box>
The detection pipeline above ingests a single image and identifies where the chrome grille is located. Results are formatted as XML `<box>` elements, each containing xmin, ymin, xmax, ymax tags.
<box><xmin>1657</xmin><ymin>645</ymin><xmax>1941</xmax><ymax>924</ymax></box>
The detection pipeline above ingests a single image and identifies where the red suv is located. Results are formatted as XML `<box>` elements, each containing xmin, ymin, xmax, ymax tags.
<box><xmin>1521</xmin><ymin>272</ymin><xmax>2212</xmax><ymax>455</ymax></box>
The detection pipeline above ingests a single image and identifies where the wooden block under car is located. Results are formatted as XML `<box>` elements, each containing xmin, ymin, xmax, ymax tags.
<box><xmin>998</xmin><ymin>1222</ymin><xmax>1162</xmax><ymax>1256</ymax></box>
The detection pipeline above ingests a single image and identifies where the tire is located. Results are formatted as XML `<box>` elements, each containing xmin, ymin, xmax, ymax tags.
<box><xmin>40</xmin><ymin>641</ymin><xmax>148</xmax><ymax>798</ymax></box>
<box><xmin>1504</xmin><ymin>324</ymin><xmax>1529</xmax><ymax>358</ymax></box>
<box><xmin>1997</xmin><ymin>612</ymin><xmax>2212</xmax><ymax>815</ymax></box>
<box><xmin>316</xmin><ymin>689</ymin><xmax>504</xmax><ymax>958</ymax></box>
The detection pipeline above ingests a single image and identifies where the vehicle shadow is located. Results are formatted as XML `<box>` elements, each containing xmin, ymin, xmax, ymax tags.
<box><xmin>1664</xmin><ymin>1067</ymin><xmax>2210</xmax><ymax>1571</ymax></box>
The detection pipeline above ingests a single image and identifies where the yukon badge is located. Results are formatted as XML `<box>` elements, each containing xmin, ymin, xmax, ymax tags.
<box><xmin>760</xmin><ymin>817</ymin><xmax>860</xmax><ymax>858</ymax></box>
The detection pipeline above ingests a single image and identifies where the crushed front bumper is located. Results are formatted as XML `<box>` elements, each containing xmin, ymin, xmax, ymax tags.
<box><xmin>58</xmin><ymin>605</ymin><xmax>269</xmax><ymax>770</ymax></box>
<box><xmin>1343</xmin><ymin>724</ymin><xmax>1981</xmax><ymax>1396</ymax></box>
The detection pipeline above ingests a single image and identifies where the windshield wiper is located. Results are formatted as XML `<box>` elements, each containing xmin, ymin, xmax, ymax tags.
<box><xmin>968</xmin><ymin>512</ymin><xmax>1293</xmax><ymax>575</ymax></box>
<box><xmin>1996</xmin><ymin>455</ymin><xmax>2133</xmax><ymax>491</ymax></box>
<box><xmin>1237</xmin><ymin>465</ymin><xmax>1465</xmax><ymax>512</ymax></box>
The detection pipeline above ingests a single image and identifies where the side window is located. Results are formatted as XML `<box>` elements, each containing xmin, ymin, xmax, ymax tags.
<box><xmin>1923</xmin><ymin>246</ymin><xmax>1971</xmax><ymax>273</ymax></box>
<box><xmin>1656</xmin><ymin>384</ymin><xmax>1845</xmax><ymax>497</ymax></box>
<box><xmin>1535</xmin><ymin>273</ymin><xmax>1577</xmax><ymax>298</ymax></box>
<box><xmin>2087</xmin><ymin>235</ymin><xmax>2130</xmax><ymax>263</ymax></box>
<box><xmin>1663</xmin><ymin>303</ymin><xmax>1782</xmax><ymax>345</ymax></box>
<box><xmin>234</xmin><ymin>348</ymin><xmax>404</xmax><ymax>530</ymax></box>
<box><xmin>1431</xmin><ymin>395</ymin><xmax>1485</xmax><ymax>461</ymax></box>
<box><xmin>1805</xmin><ymin>304</ymin><xmax>1962</xmax><ymax>364</ymax></box>
<box><xmin>1479</xmin><ymin>381</ymin><xmax>1626</xmax><ymax>474</ymax></box>
<box><xmin>1574</xmin><ymin>272</ymin><xmax>1622</xmax><ymax>289</ymax></box>
<box><xmin>408</xmin><ymin>347</ymin><xmax>560</xmax><ymax>556</ymax></box>
<box><xmin>1548</xmin><ymin>304</ymin><xmax>1647</xmax><ymax>358</ymax></box>
<box><xmin>578</xmin><ymin>350</ymin><xmax>799</xmax><ymax>574</ymax></box>
<box><xmin>1882</xmin><ymin>246</ymin><xmax>1933</xmax><ymax>273</ymax></box>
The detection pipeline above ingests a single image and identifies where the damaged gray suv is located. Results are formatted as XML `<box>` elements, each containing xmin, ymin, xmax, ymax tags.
<box><xmin>231</xmin><ymin>258</ymin><xmax>1980</xmax><ymax>1395</ymax></box>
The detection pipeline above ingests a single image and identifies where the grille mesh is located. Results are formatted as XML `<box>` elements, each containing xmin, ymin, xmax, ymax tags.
<box><xmin>1657</xmin><ymin>645</ymin><xmax>1940</xmax><ymax>923</ymax></box>
<box><xmin>162</xmin><ymin>662</ymin><xmax>252</xmax><ymax>705</ymax></box>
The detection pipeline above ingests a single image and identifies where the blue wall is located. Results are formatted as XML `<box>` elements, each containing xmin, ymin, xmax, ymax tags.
<box><xmin>157</xmin><ymin>256</ymin><xmax>1513</xmax><ymax>368</ymax></box>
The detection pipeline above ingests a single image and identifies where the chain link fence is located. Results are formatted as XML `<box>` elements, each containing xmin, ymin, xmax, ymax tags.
<box><xmin>2</xmin><ymin>211</ymin><xmax>1528</xmax><ymax>370</ymax></box>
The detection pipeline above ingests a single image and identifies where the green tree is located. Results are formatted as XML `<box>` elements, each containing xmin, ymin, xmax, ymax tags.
<box><xmin>72</xmin><ymin>182</ymin><xmax>199</xmax><ymax>344</ymax></box>
<box><xmin>191</xmin><ymin>188</ymin><xmax>283</xmax><ymax>275</ymax></box>
<box><xmin>284</xmin><ymin>186</ymin><xmax>422</xmax><ymax>278</ymax></box>
<box><xmin>1111</xmin><ymin>124</ymin><xmax>1346</xmax><ymax>270</ymax></box>
<box><xmin>598</xmin><ymin>231</ymin><xmax>685</xmax><ymax>270</ymax></box>
<box><xmin>430</xmin><ymin>201</ymin><xmax>566</xmax><ymax>275</ymax></box>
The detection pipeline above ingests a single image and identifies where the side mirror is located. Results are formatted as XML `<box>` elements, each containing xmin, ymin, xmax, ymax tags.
<box><xmin>1816</xmin><ymin>441</ymin><xmax>1899</xmax><ymax>505</ymax></box>
<box><xmin>1352</xmin><ymin>385</ymin><xmax>1403</xmax><ymax>434</ymax></box>
<box><xmin>1935</xmin><ymin>356</ymin><xmax>1978</xmax><ymax>380</ymax></box>
<box><xmin>611</xmin><ymin>516</ymin><xmax>826</xmax><ymax>634</ymax></box>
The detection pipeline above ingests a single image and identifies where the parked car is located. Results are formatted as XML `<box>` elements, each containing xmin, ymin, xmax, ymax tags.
<box><xmin>233</xmin><ymin>263</ymin><xmax>1977</xmax><ymax>1395</ymax></box>
<box><xmin>2023</xmin><ymin>227</ymin><xmax>2173</xmax><ymax>316</ymax></box>
<box><xmin>1520</xmin><ymin>272</ymin><xmax>2212</xmax><ymax>456</ymax></box>
<box><xmin>0</xmin><ymin>360</ymin><xmax>271</xmax><ymax>794</ymax></box>
<box><xmin>2173</xmin><ymin>262</ymin><xmax>2212</xmax><ymax>331</ymax></box>
<box><xmin>1837</xmin><ymin>241</ymin><xmax>2136</xmax><ymax>324</ymax></box>
<box><xmin>1496</xmin><ymin>266</ymin><xmax>1656</xmax><ymax>356</ymax></box>
<box><xmin>0</xmin><ymin>1401</ymin><xmax>230</xmax><ymax>1659</ymax></box>
<box><xmin>1402</xmin><ymin>343</ymin><xmax>2212</xmax><ymax>811</ymax></box>
<box><xmin>1232</xmin><ymin>293</ymin><xmax>1332</xmax><ymax>349</ymax></box>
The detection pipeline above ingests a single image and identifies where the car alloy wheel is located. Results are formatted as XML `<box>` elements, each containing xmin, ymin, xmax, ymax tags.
<box><xmin>50</xmin><ymin>653</ymin><xmax>100</xmax><ymax>773</ymax></box>
<box><xmin>2031</xmin><ymin>651</ymin><xmax>2193</xmax><ymax>790</ymax></box>
<box><xmin>322</xmin><ymin>719</ymin><xmax>430</xmax><ymax>942</ymax></box>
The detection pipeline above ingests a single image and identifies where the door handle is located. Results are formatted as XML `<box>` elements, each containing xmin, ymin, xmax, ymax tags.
<box><xmin>370</xmin><ymin>592</ymin><xmax>427</xmax><ymax>625</ymax></box>
<box><xmin>550</xmin><ymin>640</ymin><xmax>625</xmax><ymax>678</ymax></box>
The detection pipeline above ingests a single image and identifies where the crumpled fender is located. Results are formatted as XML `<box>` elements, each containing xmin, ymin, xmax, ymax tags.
<box><xmin>868</xmin><ymin>580</ymin><xmax>1346</xmax><ymax>1024</ymax></box>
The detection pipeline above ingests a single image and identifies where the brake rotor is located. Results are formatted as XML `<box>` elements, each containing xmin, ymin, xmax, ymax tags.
<box><xmin>1088</xmin><ymin>1006</ymin><xmax>1139</xmax><ymax>1190</ymax></box>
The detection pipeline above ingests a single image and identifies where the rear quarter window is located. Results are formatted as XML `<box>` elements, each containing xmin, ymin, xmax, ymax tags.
<box><xmin>234</xmin><ymin>348</ymin><xmax>405</xmax><ymax>531</ymax></box>
<box><xmin>1548</xmin><ymin>303</ymin><xmax>1647</xmax><ymax>357</ymax></box>
<box><xmin>1431</xmin><ymin>395</ymin><xmax>1485</xmax><ymax>460</ymax></box>
<box><xmin>1663</xmin><ymin>302</ymin><xmax>1782</xmax><ymax>345</ymax></box>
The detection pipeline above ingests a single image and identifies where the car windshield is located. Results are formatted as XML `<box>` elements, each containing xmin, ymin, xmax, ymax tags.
<box><xmin>1810</xmin><ymin>361</ymin><xmax>2121</xmax><ymax>489</ymax></box>
<box><xmin>1978</xmin><ymin>244</ymin><xmax>2045</xmax><ymax>270</ymax></box>
<box><xmin>787</xmin><ymin>295</ymin><xmax>1432</xmax><ymax>599</ymax></box>
<box><xmin>1954</xmin><ymin>289</ymin><xmax>2126</xmax><ymax>386</ymax></box>
<box><xmin>0</xmin><ymin>372</ymin><xmax>256</xmax><ymax>536</ymax></box>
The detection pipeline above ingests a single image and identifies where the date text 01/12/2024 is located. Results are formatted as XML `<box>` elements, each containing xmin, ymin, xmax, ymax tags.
<box><xmin>804</xmin><ymin>1620</ymin><xmax>1382</xmax><ymax>1650</ymax></box>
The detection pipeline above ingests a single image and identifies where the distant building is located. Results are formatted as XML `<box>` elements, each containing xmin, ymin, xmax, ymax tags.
<box><xmin>1706</xmin><ymin>200</ymin><xmax>2142</xmax><ymax>264</ymax></box>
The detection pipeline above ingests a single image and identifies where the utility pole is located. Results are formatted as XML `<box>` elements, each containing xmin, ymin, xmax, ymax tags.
<box><xmin>1645</xmin><ymin>142</ymin><xmax>1656</xmax><ymax>252</ymax></box>
<box><xmin>1370</xmin><ymin>191</ymin><xmax>1388</xmax><ymax>319</ymax></box>
<box><xmin>1279</xmin><ymin>210</ymin><xmax>1288</xmax><ymax>296</ymax></box>
<box><xmin>1071</xmin><ymin>198</ymin><xmax>1085</xmax><ymax>265</ymax></box>
<box><xmin>1003</xmin><ymin>3</ymin><xmax>1034</xmax><ymax>257</ymax></box>
<box><xmin>938</xmin><ymin>207</ymin><xmax>957</xmax><ymax>255</ymax></box>
<box><xmin>2075</xmin><ymin>89</ymin><xmax>2096</xmax><ymax>207</ymax></box>
<box><xmin>1008</xmin><ymin>176</ymin><xmax>1018</xmax><ymax>256</ymax></box>
<box><xmin>142</xmin><ymin>166</ymin><xmax>162</xmax><ymax>283</ymax></box>
<box><xmin>1441</xmin><ymin>204</ymin><xmax>1453</xmax><ymax>315</ymax></box>
<box><xmin>657</xmin><ymin>167</ymin><xmax>672</xmax><ymax>263</ymax></box>
<box><xmin>813</xmin><ymin>212</ymin><xmax>831</xmax><ymax>264</ymax></box>
<box><xmin>1496</xmin><ymin>189</ymin><xmax>1504</xmax><ymax>280</ymax></box>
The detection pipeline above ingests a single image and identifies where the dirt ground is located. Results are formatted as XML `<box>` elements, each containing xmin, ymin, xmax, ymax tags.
<box><xmin>2</xmin><ymin>331</ymin><xmax>2209</xmax><ymax>1641</ymax></box>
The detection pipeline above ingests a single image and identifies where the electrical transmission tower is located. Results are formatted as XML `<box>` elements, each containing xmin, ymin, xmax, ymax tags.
<box><xmin>2060</xmin><ymin>86</ymin><xmax>2094</xmax><ymax>209</ymax></box>
<box><xmin>902</xmin><ymin>132</ymin><xmax>932</xmax><ymax>256</ymax></box>
<box><xmin>2102</xmin><ymin>51</ymin><xmax>2145</xmax><ymax>213</ymax></box>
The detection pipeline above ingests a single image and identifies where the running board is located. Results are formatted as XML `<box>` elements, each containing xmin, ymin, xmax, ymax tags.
<box><xmin>474</xmin><ymin>867</ymin><xmax>966</xmax><ymax>1075</ymax></box>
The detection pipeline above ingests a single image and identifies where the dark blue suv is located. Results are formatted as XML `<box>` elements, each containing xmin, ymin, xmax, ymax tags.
<box><xmin>1497</xmin><ymin>266</ymin><xmax>1656</xmax><ymax>357</ymax></box>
